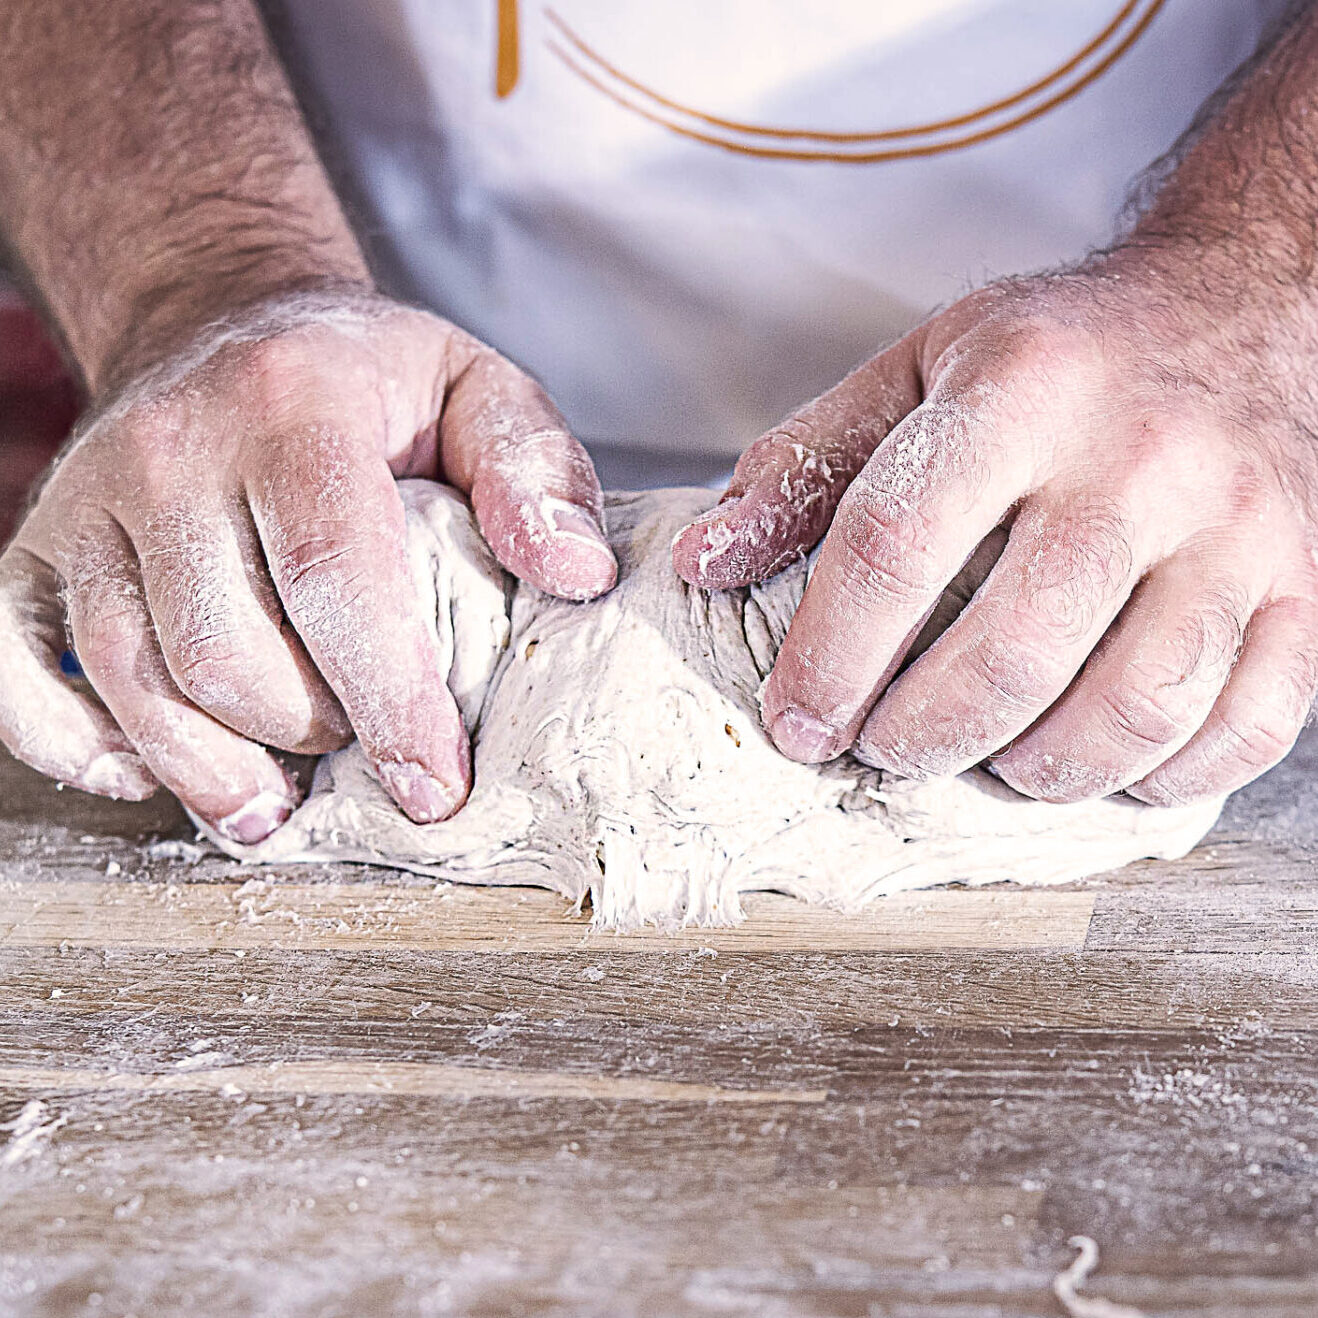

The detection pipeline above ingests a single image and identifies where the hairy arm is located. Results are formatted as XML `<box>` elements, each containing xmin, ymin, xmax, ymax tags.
<box><xmin>1122</xmin><ymin>1</ymin><xmax>1318</xmax><ymax>419</ymax></box>
<box><xmin>0</xmin><ymin>0</ymin><xmax>369</xmax><ymax>390</ymax></box>
<box><xmin>674</xmin><ymin>5</ymin><xmax>1318</xmax><ymax>806</ymax></box>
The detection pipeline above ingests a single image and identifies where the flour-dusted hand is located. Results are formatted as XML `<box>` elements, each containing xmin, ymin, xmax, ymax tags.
<box><xmin>0</xmin><ymin>293</ymin><xmax>616</xmax><ymax>838</ymax></box>
<box><xmin>0</xmin><ymin>1</ymin><xmax>614</xmax><ymax>838</ymax></box>
<box><xmin>674</xmin><ymin>263</ymin><xmax>1318</xmax><ymax>805</ymax></box>
<box><xmin>674</xmin><ymin>11</ymin><xmax>1318</xmax><ymax>805</ymax></box>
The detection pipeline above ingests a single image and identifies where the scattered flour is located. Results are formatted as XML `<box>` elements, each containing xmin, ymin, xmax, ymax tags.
<box><xmin>0</xmin><ymin>1099</ymin><xmax>66</xmax><ymax>1167</ymax></box>
<box><xmin>1053</xmin><ymin>1236</ymin><xmax>1148</xmax><ymax>1318</ymax></box>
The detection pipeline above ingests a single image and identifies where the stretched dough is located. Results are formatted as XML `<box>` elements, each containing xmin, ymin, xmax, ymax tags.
<box><xmin>206</xmin><ymin>482</ymin><xmax>1222</xmax><ymax>929</ymax></box>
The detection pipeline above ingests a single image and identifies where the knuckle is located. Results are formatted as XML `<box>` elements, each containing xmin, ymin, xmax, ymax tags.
<box><xmin>275</xmin><ymin>524</ymin><xmax>370</xmax><ymax>593</ymax></box>
<box><xmin>1094</xmin><ymin>592</ymin><xmax>1250</xmax><ymax>756</ymax></box>
<box><xmin>74</xmin><ymin>603</ymin><xmax>143</xmax><ymax>683</ymax></box>
<box><xmin>269</xmin><ymin>521</ymin><xmax>388</xmax><ymax>634</ymax></box>
<box><xmin>990</xmin><ymin>318</ymin><xmax>1086</xmax><ymax>381</ymax></box>
<box><xmin>1178</xmin><ymin>590</ymin><xmax>1248</xmax><ymax>677</ymax></box>
<box><xmin>1016</xmin><ymin>505</ymin><xmax>1135</xmax><ymax>642</ymax></box>
<box><xmin>1223</xmin><ymin>456</ymin><xmax>1276</xmax><ymax>522</ymax></box>
<box><xmin>1214</xmin><ymin>698</ymin><xmax>1302</xmax><ymax>772</ymax></box>
<box><xmin>965</xmin><ymin>632</ymin><xmax>1063</xmax><ymax>710</ymax></box>
<box><xmin>97</xmin><ymin>409</ymin><xmax>193</xmax><ymax>496</ymax></box>
<box><xmin>945</xmin><ymin>306</ymin><xmax>1098</xmax><ymax>403</ymax></box>
<box><xmin>226</xmin><ymin>333</ymin><xmax>365</xmax><ymax>439</ymax></box>
<box><xmin>885</xmin><ymin>400</ymin><xmax>1000</xmax><ymax>499</ymax></box>
<box><xmin>764</xmin><ymin>414</ymin><xmax>824</xmax><ymax>456</ymax></box>
<box><xmin>1094</xmin><ymin>671</ymin><xmax>1189</xmax><ymax>753</ymax></box>
<box><xmin>478</xmin><ymin>424</ymin><xmax>596</xmax><ymax>497</ymax></box>
<box><xmin>832</xmin><ymin>492</ymin><xmax>943</xmax><ymax>606</ymax></box>
<box><xmin>168</xmin><ymin>631</ymin><xmax>251</xmax><ymax>710</ymax></box>
<box><xmin>234</xmin><ymin>333</ymin><xmax>322</xmax><ymax>413</ymax></box>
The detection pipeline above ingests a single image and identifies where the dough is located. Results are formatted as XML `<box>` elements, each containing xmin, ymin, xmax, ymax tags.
<box><xmin>206</xmin><ymin>482</ymin><xmax>1222</xmax><ymax>929</ymax></box>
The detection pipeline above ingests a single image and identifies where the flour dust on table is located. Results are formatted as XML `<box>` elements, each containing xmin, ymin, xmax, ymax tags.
<box><xmin>205</xmin><ymin>482</ymin><xmax>1222</xmax><ymax>930</ymax></box>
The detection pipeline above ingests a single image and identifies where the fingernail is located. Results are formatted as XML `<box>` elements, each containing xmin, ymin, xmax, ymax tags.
<box><xmin>215</xmin><ymin>789</ymin><xmax>295</xmax><ymax>845</ymax></box>
<box><xmin>684</xmin><ymin>516</ymin><xmax>738</xmax><ymax>581</ymax></box>
<box><xmin>550</xmin><ymin>503</ymin><xmax>610</xmax><ymax>551</ymax></box>
<box><xmin>543</xmin><ymin>502</ymin><xmax>617</xmax><ymax>598</ymax></box>
<box><xmin>377</xmin><ymin>760</ymin><xmax>460</xmax><ymax>823</ymax></box>
<box><xmin>76</xmin><ymin>752</ymin><xmax>157</xmax><ymax>801</ymax></box>
<box><xmin>768</xmin><ymin>706</ymin><xmax>840</xmax><ymax>763</ymax></box>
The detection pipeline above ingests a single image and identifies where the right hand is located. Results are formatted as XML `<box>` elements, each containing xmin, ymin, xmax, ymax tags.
<box><xmin>0</xmin><ymin>291</ymin><xmax>617</xmax><ymax>841</ymax></box>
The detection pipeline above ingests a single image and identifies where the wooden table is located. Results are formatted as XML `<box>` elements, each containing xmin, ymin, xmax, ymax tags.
<box><xmin>0</xmin><ymin>731</ymin><xmax>1315</xmax><ymax>1317</ymax></box>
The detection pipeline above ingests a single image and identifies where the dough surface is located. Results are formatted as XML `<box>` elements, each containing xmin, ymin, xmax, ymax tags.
<box><xmin>207</xmin><ymin>482</ymin><xmax>1223</xmax><ymax>929</ymax></box>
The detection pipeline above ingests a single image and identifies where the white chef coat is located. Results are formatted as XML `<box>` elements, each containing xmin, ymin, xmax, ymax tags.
<box><xmin>269</xmin><ymin>0</ymin><xmax>1290</xmax><ymax>473</ymax></box>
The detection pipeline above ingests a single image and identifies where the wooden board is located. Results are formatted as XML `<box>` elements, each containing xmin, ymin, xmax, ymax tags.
<box><xmin>1</xmin><ymin>728</ymin><xmax>1316</xmax><ymax>1318</ymax></box>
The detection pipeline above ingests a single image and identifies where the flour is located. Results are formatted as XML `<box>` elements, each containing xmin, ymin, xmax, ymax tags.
<box><xmin>202</xmin><ymin>482</ymin><xmax>1222</xmax><ymax>930</ymax></box>
<box><xmin>1053</xmin><ymin>1236</ymin><xmax>1148</xmax><ymax>1318</ymax></box>
<box><xmin>0</xmin><ymin>1099</ymin><xmax>66</xmax><ymax>1167</ymax></box>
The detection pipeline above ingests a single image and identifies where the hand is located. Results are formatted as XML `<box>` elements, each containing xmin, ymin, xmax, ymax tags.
<box><xmin>0</xmin><ymin>291</ymin><xmax>616</xmax><ymax>838</ymax></box>
<box><xmin>673</xmin><ymin>252</ymin><xmax>1318</xmax><ymax>805</ymax></box>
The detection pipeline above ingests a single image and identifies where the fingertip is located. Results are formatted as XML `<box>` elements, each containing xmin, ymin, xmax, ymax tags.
<box><xmin>1126</xmin><ymin>769</ymin><xmax>1219</xmax><ymax>808</ymax></box>
<box><xmin>671</xmin><ymin>505</ymin><xmax>739</xmax><ymax>587</ymax></box>
<box><xmin>850</xmin><ymin>734</ymin><xmax>924</xmax><ymax>779</ymax></box>
<box><xmin>194</xmin><ymin>755</ymin><xmax>303</xmax><ymax>843</ymax></box>
<box><xmin>673</xmin><ymin>490</ymin><xmax>820</xmax><ymax>591</ymax></box>
<box><xmin>482</xmin><ymin>494</ymin><xmax>619</xmax><ymax>600</ymax></box>
<box><xmin>542</xmin><ymin>502</ymin><xmax>618</xmax><ymax>600</ymax></box>
<box><xmin>764</xmin><ymin>703</ymin><xmax>844</xmax><ymax>764</ymax></box>
<box><xmin>213</xmin><ymin>786</ymin><xmax>298</xmax><ymax>845</ymax></box>
<box><xmin>989</xmin><ymin>747</ymin><xmax>1106</xmax><ymax>805</ymax></box>
<box><xmin>376</xmin><ymin>758</ymin><xmax>469</xmax><ymax>823</ymax></box>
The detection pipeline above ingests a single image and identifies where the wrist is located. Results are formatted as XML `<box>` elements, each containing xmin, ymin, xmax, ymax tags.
<box><xmin>1084</xmin><ymin>235</ymin><xmax>1318</xmax><ymax>441</ymax></box>
<box><xmin>83</xmin><ymin>236</ymin><xmax>373</xmax><ymax>397</ymax></box>
<box><xmin>77</xmin><ymin>285</ymin><xmax>416</xmax><ymax>446</ymax></box>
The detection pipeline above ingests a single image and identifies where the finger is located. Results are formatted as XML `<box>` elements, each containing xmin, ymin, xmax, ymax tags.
<box><xmin>439</xmin><ymin>340</ymin><xmax>617</xmax><ymax>601</ymax></box>
<box><xmin>128</xmin><ymin>499</ymin><xmax>352</xmax><ymax>753</ymax></box>
<box><xmin>671</xmin><ymin>336</ymin><xmax>924</xmax><ymax>588</ymax></box>
<box><xmin>248</xmin><ymin>433</ymin><xmax>472</xmax><ymax>822</ymax></box>
<box><xmin>852</xmin><ymin>493</ymin><xmax>1146</xmax><ymax>779</ymax></box>
<box><xmin>0</xmin><ymin>546</ymin><xmax>157</xmax><ymax>799</ymax></box>
<box><xmin>61</xmin><ymin>519</ymin><xmax>297</xmax><ymax>839</ymax></box>
<box><xmin>1129</xmin><ymin>596</ymin><xmax>1318</xmax><ymax>805</ymax></box>
<box><xmin>761</xmin><ymin>385</ymin><xmax>1035</xmax><ymax>763</ymax></box>
<box><xmin>993</xmin><ymin>559</ymin><xmax>1254</xmax><ymax>802</ymax></box>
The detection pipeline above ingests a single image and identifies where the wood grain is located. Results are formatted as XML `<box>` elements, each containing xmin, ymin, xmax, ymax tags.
<box><xmin>1</xmin><ymin>737</ymin><xmax>1316</xmax><ymax>1318</ymax></box>
<box><xmin>0</xmin><ymin>877</ymin><xmax>1097</xmax><ymax>952</ymax></box>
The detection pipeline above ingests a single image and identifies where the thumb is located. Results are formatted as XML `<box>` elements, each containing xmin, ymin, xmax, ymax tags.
<box><xmin>438</xmin><ymin>338</ymin><xmax>617</xmax><ymax>602</ymax></box>
<box><xmin>672</xmin><ymin>333</ymin><xmax>925</xmax><ymax>589</ymax></box>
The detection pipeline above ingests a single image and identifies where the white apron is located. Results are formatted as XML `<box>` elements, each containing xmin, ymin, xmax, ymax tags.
<box><xmin>270</xmin><ymin>0</ymin><xmax>1289</xmax><ymax>473</ymax></box>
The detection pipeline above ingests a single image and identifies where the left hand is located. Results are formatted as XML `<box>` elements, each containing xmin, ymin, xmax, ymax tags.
<box><xmin>672</xmin><ymin>249</ymin><xmax>1318</xmax><ymax>806</ymax></box>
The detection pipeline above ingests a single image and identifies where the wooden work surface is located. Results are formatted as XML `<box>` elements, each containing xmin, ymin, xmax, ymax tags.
<box><xmin>0</xmin><ymin>734</ymin><xmax>1316</xmax><ymax>1318</ymax></box>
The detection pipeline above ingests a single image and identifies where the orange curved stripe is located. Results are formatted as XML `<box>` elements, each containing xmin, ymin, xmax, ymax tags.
<box><xmin>545</xmin><ymin>0</ymin><xmax>1155</xmax><ymax>145</ymax></box>
<box><xmin>546</xmin><ymin>0</ymin><xmax>1165</xmax><ymax>164</ymax></box>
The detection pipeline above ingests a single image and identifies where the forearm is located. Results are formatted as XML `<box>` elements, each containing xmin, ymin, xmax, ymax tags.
<box><xmin>0</xmin><ymin>0</ymin><xmax>370</xmax><ymax>394</ymax></box>
<box><xmin>1120</xmin><ymin>4</ymin><xmax>1318</xmax><ymax>413</ymax></box>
